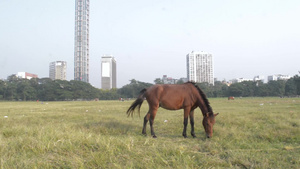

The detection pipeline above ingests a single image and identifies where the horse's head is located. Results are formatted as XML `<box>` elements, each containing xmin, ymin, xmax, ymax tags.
<box><xmin>202</xmin><ymin>112</ymin><xmax>219</xmax><ymax>138</ymax></box>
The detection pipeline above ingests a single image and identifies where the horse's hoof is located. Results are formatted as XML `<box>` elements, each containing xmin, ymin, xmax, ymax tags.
<box><xmin>152</xmin><ymin>135</ymin><xmax>157</xmax><ymax>138</ymax></box>
<box><xmin>192</xmin><ymin>134</ymin><xmax>197</xmax><ymax>138</ymax></box>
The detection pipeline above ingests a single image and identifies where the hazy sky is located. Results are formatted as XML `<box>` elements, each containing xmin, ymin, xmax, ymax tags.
<box><xmin>1</xmin><ymin>0</ymin><xmax>299</xmax><ymax>88</ymax></box>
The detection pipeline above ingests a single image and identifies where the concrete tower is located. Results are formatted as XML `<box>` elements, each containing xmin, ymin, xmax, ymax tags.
<box><xmin>74</xmin><ymin>0</ymin><xmax>89</xmax><ymax>82</ymax></box>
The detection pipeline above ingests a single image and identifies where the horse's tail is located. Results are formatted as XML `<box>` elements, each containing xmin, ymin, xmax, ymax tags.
<box><xmin>126</xmin><ymin>88</ymin><xmax>147</xmax><ymax>117</ymax></box>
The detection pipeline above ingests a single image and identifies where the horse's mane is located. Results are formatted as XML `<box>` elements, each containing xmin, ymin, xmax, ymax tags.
<box><xmin>186</xmin><ymin>81</ymin><xmax>213</xmax><ymax>113</ymax></box>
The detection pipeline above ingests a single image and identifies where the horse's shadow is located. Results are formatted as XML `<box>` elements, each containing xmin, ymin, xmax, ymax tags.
<box><xmin>141</xmin><ymin>132</ymin><xmax>208</xmax><ymax>141</ymax></box>
<box><xmin>79</xmin><ymin>118</ymin><xmax>208</xmax><ymax>140</ymax></box>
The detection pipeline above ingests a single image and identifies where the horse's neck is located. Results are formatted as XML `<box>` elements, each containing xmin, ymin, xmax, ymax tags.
<box><xmin>197</xmin><ymin>99</ymin><xmax>209</xmax><ymax>115</ymax></box>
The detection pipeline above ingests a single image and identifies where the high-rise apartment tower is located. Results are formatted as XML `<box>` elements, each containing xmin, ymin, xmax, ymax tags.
<box><xmin>186</xmin><ymin>51</ymin><xmax>214</xmax><ymax>85</ymax></box>
<box><xmin>49</xmin><ymin>61</ymin><xmax>67</xmax><ymax>80</ymax></box>
<box><xmin>101</xmin><ymin>56</ymin><xmax>117</xmax><ymax>89</ymax></box>
<box><xmin>74</xmin><ymin>0</ymin><xmax>89</xmax><ymax>82</ymax></box>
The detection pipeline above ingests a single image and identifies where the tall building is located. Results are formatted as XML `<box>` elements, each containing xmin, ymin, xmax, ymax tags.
<box><xmin>186</xmin><ymin>51</ymin><xmax>214</xmax><ymax>85</ymax></box>
<box><xmin>49</xmin><ymin>61</ymin><xmax>67</xmax><ymax>80</ymax></box>
<box><xmin>101</xmin><ymin>56</ymin><xmax>117</xmax><ymax>89</ymax></box>
<box><xmin>74</xmin><ymin>0</ymin><xmax>90</xmax><ymax>82</ymax></box>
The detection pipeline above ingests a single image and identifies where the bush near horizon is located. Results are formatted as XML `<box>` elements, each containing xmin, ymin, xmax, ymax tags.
<box><xmin>1</xmin><ymin>75</ymin><xmax>300</xmax><ymax>101</ymax></box>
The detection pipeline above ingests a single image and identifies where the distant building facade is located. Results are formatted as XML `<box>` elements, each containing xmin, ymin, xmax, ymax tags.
<box><xmin>101</xmin><ymin>56</ymin><xmax>117</xmax><ymax>89</ymax></box>
<box><xmin>228</xmin><ymin>74</ymin><xmax>292</xmax><ymax>84</ymax></box>
<box><xmin>17</xmin><ymin>72</ymin><xmax>38</xmax><ymax>80</ymax></box>
<box><xmin>186</xmin><ymin>51</ymin><xmax>214</xmax><ymax>85</ymax></box>
<box><xmin>253</xmin><ymin>75</ymin><xmax>264</xmax><ymax>82</ymax></box>
<box><xmin>231</xmin><ymin>78</ymin><xmax>253</xmax><ymax>83</ymax></box>
<box><xmin>49</xmin><ymin>61</ymin><xmax>67</xmax><ymax>80</ymax></box>
<box><xmin>155</xmin><ymin>75</ymin><xmax>188</xmax><ymax>84</ymax></box>
<box><xmin>74</xmin><ymin>0</ymin><xmax>90</xmax><ymax>82</ymax></box>
<box><xmin>268</xmin><ymin>74</ymin><xmax>291</xmax><ymax>82</ymax></box>
<box><xmin>162</xmin><ymin>75</ymin><xmax>177</xmax><ymax>84</ymax></box>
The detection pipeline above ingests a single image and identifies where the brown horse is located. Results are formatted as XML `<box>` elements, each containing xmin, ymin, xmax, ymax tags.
<box><xmin>127</xmin><ymin>82</ymin><xmax>218</xmax><ymax>138</ymax></box>
<box><xmin>228</xmin><ymin>96</ymin><xmax>235</xmax><ymax>100</ymax></box>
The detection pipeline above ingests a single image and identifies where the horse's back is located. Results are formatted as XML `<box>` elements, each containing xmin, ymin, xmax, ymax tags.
<box><xmin>145</xmin><ymin>83</ymin><xmax>197</xmax><ymax>110</ymax></box>
<box><xmin>146</xmin><ymin>84</ymin><xmax>191</xmax><ymax>98</ymax></box>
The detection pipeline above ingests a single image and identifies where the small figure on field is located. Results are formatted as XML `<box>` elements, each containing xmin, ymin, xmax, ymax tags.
<box><xmin>127</xmin><ymin>82</ymin><xmax>218</xmax><ymax>138</ymax></box>
<box><xmin>228</xmin><ymin>96</ymin><xmax>234</xmax><ymax>100</ymax></box>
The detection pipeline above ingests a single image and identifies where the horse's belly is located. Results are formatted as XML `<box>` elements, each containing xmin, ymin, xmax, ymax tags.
<box><xmin>159</xmin><ymin>101</ymin><xmax>183</xmax><ymax>110</ymax></box>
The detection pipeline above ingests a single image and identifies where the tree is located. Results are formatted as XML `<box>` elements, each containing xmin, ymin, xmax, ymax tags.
<box><xmin>118</xmin><ymin>79</ymin><xmax>152</xmax><ymax>98</ymax></box>
<box><xmin>229</xmin><ymin>83</ymin><xmax>244</xmax><ymax>97</ymax></box>
<box><xmin>176</xmin><ymin>79</ymin><xmax>185</xmax><ymax>84</ymax></box>
<box><xmin>17</xmin><ymin>79</ymin><xmax>37</xmax><ymax>101</ymax></box>
<box><xmin>241</xmin><ymin>81</ymin><xmax>256</xmax><ymax>97</ymax></box>
<box><xmin>268</xmin><ymin>80</ymin><xmax>285</xmax><ymax>97</ymax></box>
<box><xmin>70</xmin><ymin>80</ymin><xmax>99</xmax><ymax>100</ymax></box>
<box><xmin>36</xmin><ymin>78</ymin><xmax>57</xmax><ymax>101</ymax></box>
<box><xmin>212</xmin><ymin>81</ymin><xmax>229</xmax><ymax>97</ymax></box>
<box><xmin>285</xmin><ymin>78</ymin><xmax>297</xmax><ymax>96</ymax></box>
<box><xmin>294</xmin><ymin>75</ymin><xmax>300</xmax><ymax>95</ymax></box>
<box><xmin>54</xmin><ymin>80</ymin><xmax>73</xmax><ymax>100</ymax></box>
<box><xmin>154</xmin><ymin>78</ymin><xmax>163</xmax><ymax>84</ymax></box>
<box><xmin>99</xmin><ymin>88</ymin><xmax>119</xmax><ymax>100</ymax></box>
<box><xmin>255</xmin><ymin>82</ymin><xmax>270</xmax><ymax>97</ymax></box>
<box><xmin>0</xmin><ymin>80</ymin><xmax>5</xmax><ymax>100</ymax></box>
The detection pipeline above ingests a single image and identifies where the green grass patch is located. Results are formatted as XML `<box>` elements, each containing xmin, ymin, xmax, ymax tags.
<box><xmin>0</xmin><ymin>98</ymin><xmax>299</xmax><ymax>168</ymax></box>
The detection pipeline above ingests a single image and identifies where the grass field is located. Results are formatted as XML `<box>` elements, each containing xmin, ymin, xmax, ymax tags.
<box><xmin>0</xmin><ymin>98</ymin><xmax>299</xmax><ymax>168</ymax></box>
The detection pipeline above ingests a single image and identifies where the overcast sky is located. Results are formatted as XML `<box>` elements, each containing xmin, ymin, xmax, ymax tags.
<box><xmin>1</xmin><ymin>0</ymin><xmax>299</xmax><ymax>88</ymax></box>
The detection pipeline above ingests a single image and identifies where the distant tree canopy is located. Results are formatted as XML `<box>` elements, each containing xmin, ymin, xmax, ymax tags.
<box><xmin>0</xmin><ymin>75</ymin><xmax>299</xmax><ymax>101</ymax></box>
<box><xmin>118</xmin><ymin>79</ymin><xmax>153</xmax><ymax>98</ymax></box>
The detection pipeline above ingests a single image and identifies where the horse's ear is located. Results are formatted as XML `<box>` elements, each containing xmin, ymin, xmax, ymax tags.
<box><xmin>214</xmin><ymin>113</ymin><xmax>219</xmax><ymax>117</ymax></box>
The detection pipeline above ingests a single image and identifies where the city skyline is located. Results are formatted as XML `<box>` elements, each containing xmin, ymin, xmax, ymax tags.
<box><xmin>0</xmin><ymin>1</ymin><xmax>299</xmax><ymax>88</ymax></box>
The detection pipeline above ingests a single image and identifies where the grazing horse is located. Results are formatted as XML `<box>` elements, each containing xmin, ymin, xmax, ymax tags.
<box><xmin>127</xmin><ymin>82</ymin><xmax>218</xmax><ymax>138</ymax></box>
<box><xmin>228</xmin><ymin>96</ymin><xmax>235</xmax><ymax>100</ymax></box>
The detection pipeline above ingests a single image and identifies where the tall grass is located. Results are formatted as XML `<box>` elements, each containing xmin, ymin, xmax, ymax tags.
<box><xmin>0</xmin><ymin>98</ymin><xmax>299</xmax><ymax>168</ymax></box>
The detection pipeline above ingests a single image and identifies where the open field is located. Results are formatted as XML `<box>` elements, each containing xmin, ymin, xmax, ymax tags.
<box><xmin>0</xmin><ymin>98</ymin><xmax>299</xmax><ymax>168</ymax></box>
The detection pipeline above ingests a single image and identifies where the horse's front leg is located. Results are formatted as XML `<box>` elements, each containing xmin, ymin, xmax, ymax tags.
<box><xmin>189</xmin><ymin>110</ymin><xmax>196</xmax><ymax>138</ymax></box>
<box><xmin>182</xmin><ymin>108</ymin><xmax>191</xmax><ymax>138</ymax></box>
<box><xmin>182</xmin><ymin>118</ymin><xmax>188</xmax><ymax>138</ymax></box>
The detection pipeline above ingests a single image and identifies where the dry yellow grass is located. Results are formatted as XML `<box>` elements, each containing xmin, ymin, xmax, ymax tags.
<box><xmin>0</xmin><ymin>98</ymin><xmax>299</xmax><ymax>168</ymax></box>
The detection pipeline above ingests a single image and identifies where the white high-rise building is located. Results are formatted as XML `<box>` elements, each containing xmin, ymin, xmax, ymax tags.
<box><xmin>74</xmin><ymin>0</ymin><xmax>89</xmax><ymax>82</ymax></box>
<box><xmin>49</xmin><ymin>61</ymin><xmax>67</xmax><ymax>80</ymax></box>
<box><xmin>101</xmin><ymin>56</ymin><xmax>117</xmax><ymax>89</ymax></box>
<box><xmin>186</xmin><ymin>51</ymin><xmax>214</xmax><ymax>85</ymax></box>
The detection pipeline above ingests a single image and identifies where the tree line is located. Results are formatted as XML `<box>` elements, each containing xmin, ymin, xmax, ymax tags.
<box><xmin>197</xmin><ymin>75</ymin><xmax>300</xmax><ymax>98</ymax></box>
<box><xmin>0</xmin><ymin>75</ymin><xmax>299</xmax><ymax>101</ymax></box>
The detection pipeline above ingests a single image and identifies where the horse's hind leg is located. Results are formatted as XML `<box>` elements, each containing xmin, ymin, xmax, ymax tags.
<box><xmin>142</xmin><ymin>112</ymin><xmax>150</xmax><ymax>135</ymax></box>
<box><xmin>189</xmin><ymin>110</ymin><xmax>196</xmax><ymax>138</ymax></box>
<box><xmin>149</xmin><ymin>108</ymin><xmax>158</xmax><ymax>138</ymax></box>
